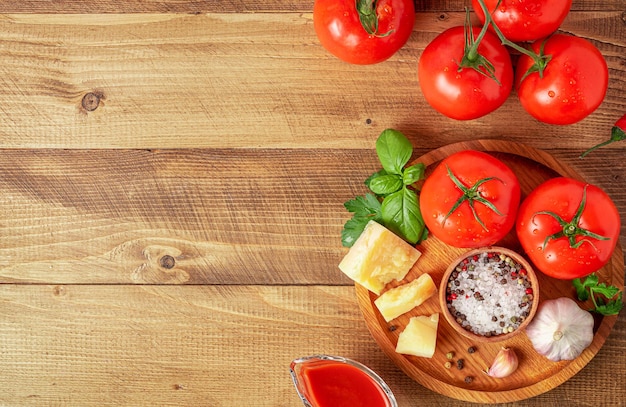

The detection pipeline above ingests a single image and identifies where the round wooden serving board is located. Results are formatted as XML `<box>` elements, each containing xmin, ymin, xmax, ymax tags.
<box><xmin>356</xmin><ymin>139</ymin><xmax>624</xmax><ymax>404</ymax></box>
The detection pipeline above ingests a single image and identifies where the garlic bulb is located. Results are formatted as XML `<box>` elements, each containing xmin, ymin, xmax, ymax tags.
<box><xmin>486</xmin><ymin>347</ymin><xmax>518</xmax><ymax>378</ymax></box>
<box><xmin>525</xmin><ymin>297</ymin><xmax>594</xmax><ymax>362</ymax></box>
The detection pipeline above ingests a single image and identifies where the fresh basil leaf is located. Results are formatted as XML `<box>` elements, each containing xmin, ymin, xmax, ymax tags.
<box><xmin>376</xmin><ymin>129</ymin><xmax>413</xmax><ymax>175</ymax></box>
<box><xmin>381</xmin><ymin>187</ymin><xmax>426</xmax><ymax>244</ymax></box>
<box><xmin>403</xmin><ymin>163</ymin><xmax>426</xmax><ymax>186</ymax></box>
<box><xmin>365</xmin><ymin>169</ymin><xmax>388</xmax><ymax>190</ymax></box>
<box><xmin>369</xmin><ymin>174</ymin><xmax>403</xmax><ymax>195</ymax></box>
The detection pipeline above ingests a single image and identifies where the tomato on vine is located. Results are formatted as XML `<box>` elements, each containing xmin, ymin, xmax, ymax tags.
<box><xmin>313</xmin><ymin>0</ymin><xmax>415</xmax><ymax>65</ymax></box>
<box><xmin>471</xmin><ymin>0</ymin><xmax>608</xmax><ymax>125</ymax></box>
<box><xmin>514</xmin><ymin>34</ymin><xmax>608</xmax><ymax>125</ymax></box>
<box><xmin>516</xmin><ymin>177</ymin><xmax>620</xmax><ymax>280</ymax></box>
<box><xmin>418</xmin><ymin>13</ymin><xmax>513</xmax><ymax>120</ymax></box>
<box><xmin>472</xmin><ymin>0</ymin><xmax>572</xmax><ymax>42</ymax></box>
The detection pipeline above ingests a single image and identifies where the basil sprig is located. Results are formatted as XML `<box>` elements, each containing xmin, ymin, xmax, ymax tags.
<box><xmin>342</xmin><ymin>129</ymin><xmax>428</xmax><ymax>247</ymax></box>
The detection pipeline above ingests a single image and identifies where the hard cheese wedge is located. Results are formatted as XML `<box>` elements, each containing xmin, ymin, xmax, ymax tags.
<box><xmin>395</xmin><ymin>313</ymin><xmax>439</xmax><ymax>358</ymax></box>
<box><xmin>338</xmin><ymin>220</ymin><xmax>421</xmax><ymax>295</ymax></box>
<box><xmin>374</xmin><ymin>273</ymin><xmax>437</xmax><ymax>322</ymax></box>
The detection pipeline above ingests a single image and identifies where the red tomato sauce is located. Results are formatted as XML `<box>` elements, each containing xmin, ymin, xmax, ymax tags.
<box><xmin>299</xmin><ymin>360</ymin><xmax>391</xmax><ymax>407</ymax></box>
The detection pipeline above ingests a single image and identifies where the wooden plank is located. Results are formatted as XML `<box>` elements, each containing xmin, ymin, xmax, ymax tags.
<box><xmin>0</xmin><ymin>149</ymin><xmax>623</xmax><ymax>285</ymax></box>
<box><xmin>0</xmin><ymin>285</ymin><xmax>624</xmax><ymax>406</ymax></box>
<box><xmin>1</xmin><ymin>0</ymin><xmax>624</xmax><ymax>13</ymax></box>
<box><xmin>0</xmin><ymin>12</ymin><xmax>623</xmax><ymax>150</ymax></box>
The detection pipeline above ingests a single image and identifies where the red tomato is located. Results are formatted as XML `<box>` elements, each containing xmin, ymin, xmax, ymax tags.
<box><xmin>516</xmin><ymin>177</ymin><xmax>620</xmax><ymax>280</ymax></box>
<box><xmin>515</xmin><ymin>34</ymin><xmax>608</xmax><ymax>125</ymax></box>
<box><xmin>418</xmin><ymin>26</ymin><xmax>513</xmax><ymax>120</ymax></box>
<box><xmin>420</xmin><ymin>150</ymin><xmax>521</xmax><ymax>248</ymax></box>
<box><xmin>472</xmin><ymin>0</ymin><xmax>572</xmax><ymax>42</ymax></box>
<box><xmin>313</xmin><ymin>0</ymin><xmax>415</xmax><ymax>65</ymax></box>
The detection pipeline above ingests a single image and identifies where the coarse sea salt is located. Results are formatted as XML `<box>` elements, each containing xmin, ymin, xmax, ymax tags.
<box><xmin>445</xmin><ymin>251</ymin><xmax>534</xmax><ymax>337</ymax></box>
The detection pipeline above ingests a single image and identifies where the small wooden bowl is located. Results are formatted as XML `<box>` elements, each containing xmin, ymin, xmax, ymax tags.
<box><xmin>439</xmin><ymin>247</ymin><xmax>539</xmax><ymax>343</ymax></box>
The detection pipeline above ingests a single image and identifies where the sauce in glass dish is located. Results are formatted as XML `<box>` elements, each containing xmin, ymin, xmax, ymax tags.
<box><xmin>289</xmin><ymin>355</ymin><xmax>396</xmax><ymax>407</ymax></box>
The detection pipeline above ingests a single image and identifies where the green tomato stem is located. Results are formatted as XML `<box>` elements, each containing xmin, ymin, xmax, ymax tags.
<box><xmin>474</xmin><ymin>0</ymin><xmax>550</xmax><ymax>77</ymax></box>
<box><xmin>465</xmin><ymin>8</ymin><xmax>490</xmax><ymax>62</ymax></box>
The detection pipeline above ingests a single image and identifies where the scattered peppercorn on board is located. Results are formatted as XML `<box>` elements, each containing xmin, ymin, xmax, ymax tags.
<box><xmin>356</xmin><ymin>140</ymin><xmax>624</xmax><ymax>403</ymax></box>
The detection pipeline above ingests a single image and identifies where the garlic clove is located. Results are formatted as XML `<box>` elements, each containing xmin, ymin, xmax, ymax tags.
<box><xmin>485</xmin><ymin>347</ymin><xmax>519</xmax><ymax>378</ymax></box>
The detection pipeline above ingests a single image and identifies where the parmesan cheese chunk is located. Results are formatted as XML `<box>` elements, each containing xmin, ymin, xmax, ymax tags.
<box><xmin>338</xmin><ymin>220</ymin><xmax>421</xmax><ymax>295</ymax></box>
<box><xmin>374</xmin><ymin>273</ymin><xmax>437</xmax><ymax>322</ymax></box>
<box><xmin>395</xmin><ymin>313</ymin><xmax>439</xmax><ymax>358</ymax></box>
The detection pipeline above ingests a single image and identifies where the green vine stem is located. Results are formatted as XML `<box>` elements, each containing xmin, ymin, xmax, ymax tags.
<box><xmin>475</xmin><ymin>0</ymin><xmax>552</xmax><ymax>79</ymax></box>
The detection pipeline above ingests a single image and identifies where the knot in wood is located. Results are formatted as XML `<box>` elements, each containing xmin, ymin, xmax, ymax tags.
<box><xmin>159</xmin><ymin>255</ymin><xmax>176</xmax><ymax>269</ymax></box>
<box><xmin>52</xmin><ymin>285</ymin><xmax>66</xmax><ymax>296</ymax></box>
<box><xmin>81</xmin><ymin>92</ymin><xmax>101</xmax><ymax>111</ymax></box>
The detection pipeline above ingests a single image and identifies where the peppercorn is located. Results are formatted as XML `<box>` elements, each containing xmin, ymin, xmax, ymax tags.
<box><xmin>467</xmin><ymin>346</ymin><xmax>476</xmax><ymax>354</ymax></box>
<box><xmin>444</xmin><ymin>361</ymin><xmax>452</xmax><ymax>369</ymax></box>
<box><xmin>464</xmin><ymin>376</ymin><xmax>473</xmax><ymax>384</ymax></box>
<box><xmin>456</xmin><ymin>359</ymin><xmax>464</xmax><ymax>370</ymax></box>
<box><xmin>446</xmin><ymin>351</ymin><xmax>454</xmax><ymax>360</ymax></box>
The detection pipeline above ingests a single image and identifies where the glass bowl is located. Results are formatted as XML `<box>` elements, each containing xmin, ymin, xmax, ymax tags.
<box><xmin>289</xmin><ymin>354</ymin><xmax>397</xmax><ymax>407</ymax></box>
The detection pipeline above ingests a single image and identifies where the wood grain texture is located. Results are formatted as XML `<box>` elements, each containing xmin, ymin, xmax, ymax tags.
<box><xmin>0</xmin><ymin>12</ymin><xmax>623</xmax><ymax>150</ymax></box>
<box><xmin>0</xmin><ymin>285</ymin><xmax>624</xmax><ymax>407</ymax></box>
<box><xmin>0</xmin><ymin>0</ymin><xmax>624</xmax><ymax>13</ymax></box>
<box><xmin>0</xmin><ymin>148</ymin><xmax>623</xmax><ymax>285</ymax></box>
<box><xmin>0</xmin><ymin>2</ymin><xmax>624</xmax><ymax>406</ymax></box>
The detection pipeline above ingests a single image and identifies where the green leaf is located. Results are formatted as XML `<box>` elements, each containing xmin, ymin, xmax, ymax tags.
<box><xmin>594</xmin><ymin>292</ymin><xmax>623</xmax><ymax>316</ymax></box>
<box><xmin>341</xmin><ymin>216</ymin><xmax>369</xmax><ymax>248</ymax></box>
<box><xmin>573</xmin><ymin>274</ymin><xmax>598</xmax><ymax>301</ymax></box>
<box><xmin>344</xmin><ymin>193</ymin><xmax>382</xmax><ymax>217</ymax></box>
<box><xmin>572</xmin><ymin>273</ymin><xmax>623</xmax><ymax>316</ymax></box>
<box><xmin>591</xmin><ymin>283</ymin><xmax>621</xmax><ymax>299</ymax></box>
<box><xmin>341</xmin><ymin>194</ymin><xmax>382</xmax><ymax>247</ymax></box>
<box><xmin>573</xmin><ymin>278</ymin><xmax>589</xmax><ymax>301</ymax></box>
<box><xmin>369</xmin><ymin>174</ymin><xmax>403</xmax><ymax>195</ymax></box>
<box><xmin>381</xmin><ymin>187</ymin><xmax>426</xmax><ymax>244</ymax></box>
<box><xmin>376</xmin><ymin>129</ymin><xmax>413</xmax><ymax>175</ymax></box>
<box><xmin>402</xmin><ymin>163</ymin><xmax>426</xmax><ymax>186</ymax></box>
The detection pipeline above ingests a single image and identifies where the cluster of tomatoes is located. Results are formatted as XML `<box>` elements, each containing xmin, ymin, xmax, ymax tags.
<box><xmin>313</xmin><ymin>0</ymin><xmax>609</xmax><ymax>125</ymax></box>
<box><xmin>419</xmin><ymin>150</ymin><xmax>620</xmax><ymax>280</ymax></box>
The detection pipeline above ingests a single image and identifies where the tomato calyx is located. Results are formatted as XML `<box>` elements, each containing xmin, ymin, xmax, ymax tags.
<box><xmin>532</xmin><ymin>184</ymin><xmax>610</xmax><ymax>251</ymax></box>
<box><xmin>458</xmin><ymin>9</ymin><xmax>500</xmax><ymax>84</ymax></box>
<box><xmin>444</xmin><ymin>165</ymin><xmax>504</xmax><ymax>231</ymax></box>
<box><xmin>356</xmin><ymin>0</ymin><xmax>393</xmax><ymax>37</ymax></box>
<box><xmin>474</xmin><ymin>0</ymin><xmax>552</xmax><ymax>80</ymax></box>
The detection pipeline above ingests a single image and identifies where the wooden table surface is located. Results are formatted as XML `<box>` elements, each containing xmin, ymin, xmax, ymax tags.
<box><xmin>0</xmin><ymin>1</ymin><xmax>624</xmax><ymax>406</ymax></box>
